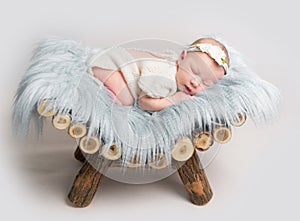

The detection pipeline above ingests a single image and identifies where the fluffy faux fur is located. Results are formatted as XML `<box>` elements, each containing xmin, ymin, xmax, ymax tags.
<box><xmin>12</xmin><ymin>36</ymin><xmax>280</xmax><ymax>167</ymax></box>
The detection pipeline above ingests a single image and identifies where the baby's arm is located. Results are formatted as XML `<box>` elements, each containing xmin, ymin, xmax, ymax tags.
<box><xmin>138</xmin><ymin>92</ymin><xmax>172</xmax><ymax>111</ymax></box>
<box><xmin>138</xmin><ymin>91</ymin><xmax>193</xmax><ymax>111</ymax></box>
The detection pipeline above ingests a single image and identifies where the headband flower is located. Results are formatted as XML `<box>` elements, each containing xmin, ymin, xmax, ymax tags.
<box><xmin>186</xmin><ymin>43</ymin><xmax>229</xmax><ymax>73</ymax></box>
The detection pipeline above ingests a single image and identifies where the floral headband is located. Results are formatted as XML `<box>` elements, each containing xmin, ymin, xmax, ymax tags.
<box><xmin>186</xmin><ymin>43</ymin><xmax>229</xmax><ymax>74</ymax></box>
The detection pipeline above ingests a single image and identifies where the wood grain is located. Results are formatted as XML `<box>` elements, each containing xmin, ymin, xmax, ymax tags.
<box><xmin>177</xmin><ymin>152</ymin><xmax>213</xmax><ymax>205</ymax></box>
<box><xmin>68</xmin><ymin>154</ymin><xmax>111</xmax><ymax>207</ymax></box>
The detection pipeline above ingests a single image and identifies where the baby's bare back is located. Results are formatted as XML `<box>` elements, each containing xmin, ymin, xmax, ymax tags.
<box><xmin>92</xmin><ymin>49</ymin><xmax>166</xmax><ymax>106</ymax></box>
<box><xmin>92</xmin><ymin>67</ymin><xmax>134</xmax><ymax>106</ymax></box>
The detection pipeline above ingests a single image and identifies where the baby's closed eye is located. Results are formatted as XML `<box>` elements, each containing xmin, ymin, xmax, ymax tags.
<box><xmin>191</xmin><ymin>73</ymin><xmax>202</xmax><ymax>84</ymax></box>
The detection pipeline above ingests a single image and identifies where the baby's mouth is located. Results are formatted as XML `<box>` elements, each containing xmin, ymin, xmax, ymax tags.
<box><xmin>185</xmin><ymin>85</ymin><xmax>193</xmax><ymax>94</ymax></box>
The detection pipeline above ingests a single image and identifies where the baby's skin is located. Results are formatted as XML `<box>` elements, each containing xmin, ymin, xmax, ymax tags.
<box><xmin>92</xmin><ymin>38</ymin><xmax>227</xmax><ymax>111</ymax></box>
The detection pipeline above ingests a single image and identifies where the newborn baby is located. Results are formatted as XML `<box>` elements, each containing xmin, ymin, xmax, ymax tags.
<box><xmin>89</xmin><ymin>37</ymin><xmax>230</xmax><ymax>111</ymax></box>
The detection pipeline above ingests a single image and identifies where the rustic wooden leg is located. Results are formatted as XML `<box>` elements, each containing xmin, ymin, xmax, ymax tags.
<box><xmin>74</xmin><ymin>146</ymin><xmax>86</xmax><ymax>163</ymax></box>
<box><xmin>68</xmin><ymin>154</ymin><xmax>110</xmax><ymax>207</ymax></box>
<box><xmin>177</xmin><ymin>152</ymin><xmax>213</xmax><ymax>205</ymax></box>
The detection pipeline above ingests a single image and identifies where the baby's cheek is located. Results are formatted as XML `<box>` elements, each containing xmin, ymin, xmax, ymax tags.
<box><xmin>215</xmin><ymin>67</ymin><xmax>226</xmax><ymax>80</ymax></box>
<box><xmin>195</xmin><ymin>86</ymin><xmax>205</xmax><ymax>94</ymax></box>
<box><xmin>205</xmin><ymin>79</ymin><xmax>214</xmax><ymax>86</ymax></box>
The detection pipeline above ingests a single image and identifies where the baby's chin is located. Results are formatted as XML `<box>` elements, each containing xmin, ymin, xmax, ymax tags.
<box><xmin>177</xmin><ymin>84</ymin><xmax>185</xmax><ymax>92</ymax></box>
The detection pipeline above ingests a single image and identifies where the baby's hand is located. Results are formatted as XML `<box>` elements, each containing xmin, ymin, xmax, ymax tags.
<box><xmin>165</xmin><ymin>91</ymin><xmax>193</xmax><ymax>105</ymax></box>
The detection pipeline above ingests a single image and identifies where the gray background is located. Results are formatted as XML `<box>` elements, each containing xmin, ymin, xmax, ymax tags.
<box><xmin>0</xmin><ymin>0</ymin><xmax>298</xmax><ymax>220</ymax></box>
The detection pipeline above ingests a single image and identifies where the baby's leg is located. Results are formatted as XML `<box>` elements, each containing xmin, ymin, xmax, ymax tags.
<box><xmin>92</xmin><ymin>67</ymin><xmax>134</xmax><ymax>106</ymax></box>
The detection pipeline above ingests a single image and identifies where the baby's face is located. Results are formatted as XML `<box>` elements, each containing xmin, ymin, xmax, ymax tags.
<box><xmin>176</xmin><ymin>51</ymin><xmax>225</xmax><ymax>95</ymax></box>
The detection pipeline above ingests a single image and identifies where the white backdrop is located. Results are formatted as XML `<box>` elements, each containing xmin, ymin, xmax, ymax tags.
<box><xmin>0</xmin><ymin>0</ymin><xmax>299</xmax><ymax>220</ymax></box>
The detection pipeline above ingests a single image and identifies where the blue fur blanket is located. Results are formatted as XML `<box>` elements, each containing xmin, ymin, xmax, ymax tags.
<box><xmin>12</xmin><ymin>37</ymin><xmax>280</xmax><ymax>166</ymax></box>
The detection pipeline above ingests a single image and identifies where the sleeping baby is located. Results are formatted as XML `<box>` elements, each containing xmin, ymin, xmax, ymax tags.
<box><xmin>88</xmin><ymin>37</ymin><xmax>230</xmax><ymax>111</ymax></box>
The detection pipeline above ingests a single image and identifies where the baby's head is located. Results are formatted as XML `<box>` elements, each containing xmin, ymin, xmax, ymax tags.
<box><xmin>176</xmin><ymin>37</ymin><xmax>230</xmax><ymax>95</ymax></box>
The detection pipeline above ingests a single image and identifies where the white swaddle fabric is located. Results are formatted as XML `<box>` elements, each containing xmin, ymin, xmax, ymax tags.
<box><xmin>88</xmin><ymin>47</ymin><xmax>177</xmax><ymax>99</ymax></box>
<box><xmin>88</xmin><ymin>47</ymin><xmax>141</xmax><ymax>99</ymax></box>
<box><xmin>138</xmin><ymin>59</ymin><xmax>177</xmax><ymax>98</ymax></box>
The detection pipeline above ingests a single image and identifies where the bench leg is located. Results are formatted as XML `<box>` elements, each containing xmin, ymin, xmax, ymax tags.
<box><xmin>68</xmin><ymin>154</ymin><xmax>110</xmax><ymax>207</ymax></box>
<box><xmin>177</xmin><ymin>152</ymin><xmax>213</xmax><ymax>205</ymax></box>
<box><xmin>74</xmin><ymin>146</ymin><xmax>85</xmax><ymax>163</ymax></box>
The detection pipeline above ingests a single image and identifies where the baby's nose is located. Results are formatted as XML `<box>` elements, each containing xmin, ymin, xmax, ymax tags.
<box><xmin>191</xmin><ymin>79</ymin><xmax>199</xmax><ymax>88</ymax></box>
